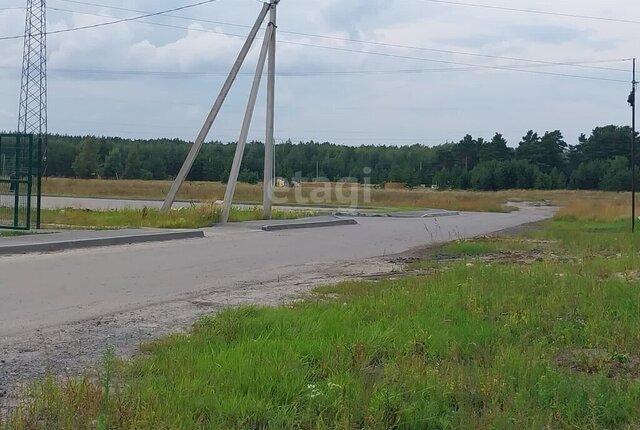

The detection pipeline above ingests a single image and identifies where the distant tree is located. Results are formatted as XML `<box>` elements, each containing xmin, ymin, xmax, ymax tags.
<box><xmin>470</xmin><ymin>162</ymin><xmax>497</xmax><ymax>190</ymax></box>
<box><xmin>516</xmin><ymin>131</ymin><xmax>541</xmax><ymax>163</ymax></box>
<box><xmin>72</xmin><ymin>138</ymin><xmax>100</xmax><ymax>179</ymax></box>
<box><xmin>102</xmin><ymin>148</ymin><xmax>123</xmax><ymax>179</ymax></box>
<box><xmin>239</xmin><ymin>169</ymin><xmax>260</xmax><ymax>184</ymax></box>
<box><xmin>569</xmin><ymin>161</ymin><xmax>606</xmax><ymax>190</ymax></box>
<box><xmin>41</xmin><ymin>125</ymin><xmax>637</xmax><ymax>191</ymax></box>
<box><xmin>47</xmin><ymin>137</ymin><xmax>78</xmax><ymax>177</ymax></box>
<box><xmin>549</xmin><ymin>168</ymin><xmax>567</xmax><ymax>189</ymax></box>
<box><xmin>517</xmin><ymin>130</ymin><xmax>566</xmax><ymax>172</ymax></box>
<box><xmin>455</xmin><ymin>134</ymin><xmax>480</xmax><ymax>169</ymax></box>
<box><xmin>479</xmin><ymin>133</ymin><xmax>511</xmax><ymax>162</ymax></box>
<box><xmin>573</xmin><ymin>125</ymin><xmax>637</xmax><ymax>162</ymax></box>
<box><xmin>539</xmin><ymin>130</ymin><xmax>567</xmax><ymax>171</ymax></box>
<box><xmin>599</xmin><ymin>157</ymin><xmax>630</xmax><ymax>191</ymax></box>
<box><xmin>534</xmin><ymin>171</ymin><xmax>552</xmax><ymax>190</ymax></box>
<box><xmin>124</xmin><ymin>147</ymin><xmax>142</xmax><ymax>179</ymax></box>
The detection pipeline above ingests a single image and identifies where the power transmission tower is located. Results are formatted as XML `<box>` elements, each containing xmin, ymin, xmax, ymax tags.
<box><xmin>161</xmin><ymin>0</ymin><xmax>279</xmax><ymax>223</ymax></box>
<box><xmin>18</xmin><ymin>0</ymin><xmax>47</xmax><ymax>228</ymax></box>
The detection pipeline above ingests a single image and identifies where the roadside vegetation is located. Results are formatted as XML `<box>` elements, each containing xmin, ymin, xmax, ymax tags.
<box><xmin>3</xmin><ymin>204</ymin><xmax>640</xmax><ymax>429</ymax></box>
<box><xmin>0</xmin><ymin>230</ymin><xmax>27</xmax><ymax>237</ymax></box>
<box><xmin>42</xmin><ymin>177</ymin><xmax>638</xmax><ymax>214</ymax></box>
<box><xmin>38</xmin><ymin>205</ymin><xmax>314</xmax><ymax>229</ymax></box>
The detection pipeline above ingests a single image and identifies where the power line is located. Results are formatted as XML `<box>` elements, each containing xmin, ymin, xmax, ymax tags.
<box><xmin>418</xmin><ymin>0</ymin><xmax>640</xmax><ymax>25</ymax></box>
<box><xmin>36</xmin><ymin>7</ymin><xmax>633</xmax><ymax>83</ymax></box>
<box><xmin>282</xmin><ymin>41</ymin><xmax>630</xmax><ymax>83</ymax></box>
<box><xmin>1</xmin><ymin>2</ymin><xmax>632</xmax><ymax>84</ymax></box>
<box><xmin>47</xmin><ymin>0</ymin><xmax>630</xmax><ymax>74</ymax></box>
<box><xmin>0</xmin><ymin>61</ymin><xmax>629</xmax><ymax>79</ymax></box>
<box><xmin>0</xmin><ymin>0</ymin><xmax>219</xmax><ymax>41</ymax></box>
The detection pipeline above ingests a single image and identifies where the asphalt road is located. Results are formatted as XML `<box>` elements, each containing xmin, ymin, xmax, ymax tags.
<box><xmin>0</xmin><ymin>204</ymin><xmax>555</xmax><ymax>338</ymax></box>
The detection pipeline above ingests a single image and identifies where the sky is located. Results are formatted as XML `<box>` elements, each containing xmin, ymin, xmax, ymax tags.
<box><xmin>0</xmin><ymin>0</ymin><xmax>638</xmax><ymax>148</ymax></box>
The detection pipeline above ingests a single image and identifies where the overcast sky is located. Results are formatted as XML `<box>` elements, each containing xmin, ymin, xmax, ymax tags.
<box><xmin>0</xmin><ymin>0</ymin><xmax>638</xmax><ymax>147</ymax></box>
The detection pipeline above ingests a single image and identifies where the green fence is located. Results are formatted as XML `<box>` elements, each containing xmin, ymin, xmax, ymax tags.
<box><xmin>0</xmin><ymin>133</ymin><xmax>42</xmax><ymax>230</ymax></box>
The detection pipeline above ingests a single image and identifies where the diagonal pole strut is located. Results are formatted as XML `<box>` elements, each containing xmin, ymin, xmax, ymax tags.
<box><xmin>161</xmin><ymin>2</ymin><xmax>270</xmax><ymax>213</ymax></box>
<box><xmin>220</xmin><ymin>21</ymin><xmax>275</xmax><ymax>223</ymax></box>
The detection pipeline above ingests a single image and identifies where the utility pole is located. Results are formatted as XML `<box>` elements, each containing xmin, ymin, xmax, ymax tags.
<box><xmin>220</xmin><ymin>23</ymin><xmax>274</xmax><ymax>223</ymax></box>
<box><xmin>162</xmin><ymin>1</ymin><xmax>280</xmax><ymax>223</ymax></box>
<box><xmin>161</xmin><ymin>3</ymin><xmax>270</xmax><ymax>213</ymax></box>
<box><xmin>630</xmin><ymin>58</ymin><xmax>637</xmax><ymax>233</ymax></box>
<box><xmin>18</xmin><ymin>0</ymin><xmax>47</xmax><ymax>229</ymax></box>
<box><xmin>263</xmin><ymin>0</ymin><xmax>278</xmax><ymax>219</ymax></box>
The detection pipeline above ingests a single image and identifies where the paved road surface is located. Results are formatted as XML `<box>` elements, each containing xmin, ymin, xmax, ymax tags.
<box><xmin>0</xmin><ymin>204</ymin><xmax>554</xmax><ymax>338</ymax></box>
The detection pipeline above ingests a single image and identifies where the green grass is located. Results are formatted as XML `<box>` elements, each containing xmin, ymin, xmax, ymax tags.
<box><xmin>4</xmin><ymin>220</ymin><xmax>640</xmax><ymax>429</ymax></box>
<box><xmin>0</xmin><ymin>230</ymin><xmax>28</xmax><ymax>237</ymax></box>
<box><xmin>39</xmin><ymin>206</ymin><xmax>315</xmax><ymax>229</ymax></box>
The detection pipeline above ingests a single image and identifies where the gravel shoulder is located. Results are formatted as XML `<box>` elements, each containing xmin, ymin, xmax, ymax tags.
<box><xmin>0</xmin><ymin>256</ymin><xmax>402</xmax><ymax>410</ymax></box>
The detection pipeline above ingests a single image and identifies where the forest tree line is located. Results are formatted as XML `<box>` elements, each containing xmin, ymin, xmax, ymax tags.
<box><xmin>41</xmin><ymin>124</ymin><xmax>639</xmax><ymax>191</ymax></box>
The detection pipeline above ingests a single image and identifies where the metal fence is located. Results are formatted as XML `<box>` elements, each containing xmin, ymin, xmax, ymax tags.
<box><xmin>0</xmin><ymin>133</ymin><xmax>42</xmax><ymax>230</ymax></box>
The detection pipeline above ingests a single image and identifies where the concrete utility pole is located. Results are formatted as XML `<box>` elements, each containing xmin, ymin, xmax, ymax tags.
<box><xmin>161</xmin><ymin>3</ymin><xmax>271</xmax><ymax>213</ymax></box>
<box><xmin>263</xmin><ymin>1</ymin><xmax>278</xmax><ymax>219</ymax></box>
<box><xmin>220</xmin><ymin>23</ymin><xmax>275</xmax><ymax>223</ymax></box>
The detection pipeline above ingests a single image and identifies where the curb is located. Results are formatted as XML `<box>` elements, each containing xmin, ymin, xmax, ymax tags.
<box><xmin>420</xmin><ymin>212</ymin><xmax>460</xmax><ymax>218</ymax></box>
<box><xmin>333</xmin><ymin>211</ymin><xmax>460</xmax><ymax>219</ymax></box>
<box><xmin>262</xmin><ymin>218</ymin><xmax>358</xmax><ymax>232</ymax></box>
<box><xmin>0</xmin><ymin>230</ymin><xmax>204</xmax><ymax>255</ymax></box>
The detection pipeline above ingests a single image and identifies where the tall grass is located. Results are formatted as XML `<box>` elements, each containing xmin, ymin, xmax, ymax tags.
<box><xmin>4</xmin><ymin>220</ymin><xmax>640</xmax><ymax>429</ymax></box>
<box><xmin>40</xmin><ymin>205</ymin><xmax>314</xmax><ymax>229</ymax></box>
<box><xmin>555</xmin><ymin>198</ymin><xmax>639</xmax><ymax>222</ymax></box>
<box><xmin>42</xmin><ymin>178</ymin><xmax>639</xmax><ymax>214</ymax></box>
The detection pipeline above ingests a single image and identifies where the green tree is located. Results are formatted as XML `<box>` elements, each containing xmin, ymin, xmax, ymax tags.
<box><xmin>569</xmin><ymin>161</ymin><xmax>606</xmax><ymax>190</ymax></box>
<box><xmin>574</xmin><ymin>125</ymin><xmax>637</xmax><ymax>162</ymax></box>
<box><xmin>479</xmin><ymin>133</ymin><xmax>511</xmax><ymax>162</ymax></box>
<box><xmin>72</xmin><ymin>138</ymin><xmax>100</xmax><ymax>179</ymax></box>
<box><xmin>102</xmin><ymin>148</ymin><xmax>123</xmax><ymax>179</ymax></box>
<box><xmin>124</xmin><ymin>147</ymin><xmax>142</xmax><ymax>179</ymax></box>
<box><xmin>599</xmin><ymin>157</ymin><xmax>630</xmax><ymax>191</ymax></box>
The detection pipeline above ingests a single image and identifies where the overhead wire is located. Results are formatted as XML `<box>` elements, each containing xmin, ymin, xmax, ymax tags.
<box><xmin>417</xmin><ymin>0</ymin><xmax>640</xmax><ymax>25</ymax></box>
<box><xmin>5</xmin><ymin>5</ymin><xmax>624</xmax><ymax>83</ymax></box>
<box><xmin>0</xmin><ymin>61</ymin><xmax>630</xmax><ymax>79</ymax></box>
<box><xmin>47</xmin><ymin>0</ymin><xmax>631</xmax><ymax>74</ymax></box>
<box><xmin>0</xmin><ymin>0</ymin><xmax>219</xmax><ymax>41</ymax></box>
<box><xmin>0</xmin><ymin>0</ymin><xmax>632</xmax><ymax>84</ymax></box>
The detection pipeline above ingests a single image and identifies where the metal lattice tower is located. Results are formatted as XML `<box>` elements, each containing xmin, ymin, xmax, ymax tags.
<box><xmin>17</xmin><ymin>0</ymin><xmax>46</xmax><ymax>229</ymax></box>
<box><xmin>18</xmin><ymin>0</ymin><xmax>47</xmax><ymax>145</ymax></box>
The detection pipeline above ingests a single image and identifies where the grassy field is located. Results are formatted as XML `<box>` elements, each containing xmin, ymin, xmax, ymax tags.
<box><xmin>37</xmin><ymin>205</ymin><xmax>315</xmax><ymax>230</ymax></box>
<box><xmin>38</xmin><ymin>178</ymin><xmax>623</xmax><ymax>213</ymax></box>
<box><xmin>43</xmin><ymin>178</ymin><xmax>514</xmax><ymax>212</ymax></box>
<box><xmin>4</xmin><ymin>213</ymin><xmax>640</xmax><ymax>429</ymax></box>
